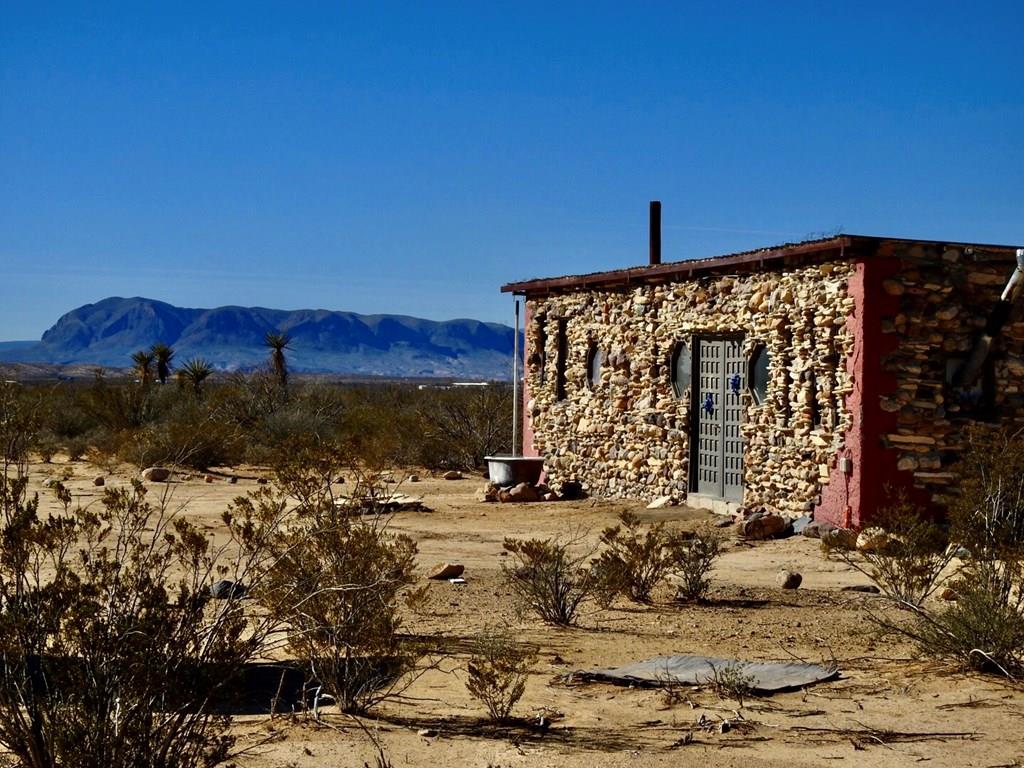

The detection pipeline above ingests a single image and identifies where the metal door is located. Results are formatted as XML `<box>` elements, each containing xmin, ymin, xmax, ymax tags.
<box><xmin>695</xmin><ymin>337</ymin><xmax>744</xmax><ymax>501</ymax></box>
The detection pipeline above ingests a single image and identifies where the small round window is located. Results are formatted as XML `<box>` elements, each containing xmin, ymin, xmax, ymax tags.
<box><xmin>670</xmin><ymin>341</ymin><xmax>691</xmax><ymax>398</ymax></box>
<box><xmin>749</xmin><ymin>345</ymin><xmax>770</xmax><ymax>405</ymax></box>
<box><xmin>586</xmin><ymin>344</ymin><xmax>602</xmax><ymax>389</ymax></box>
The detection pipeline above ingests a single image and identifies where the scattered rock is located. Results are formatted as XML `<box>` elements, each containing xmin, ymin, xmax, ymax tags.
<box><xmin>418</xmin><ymin>728</ymin><xmax>437</xmax><ymax>738</ymax></box>
<box><xmin>141</xmin><ymin>466</ymin><xmax>171</xmax><ymax>482</ymax></box>
<box><xmin>738</xmin><ymin>513</ymin><xmax>787</xmax><ymax>540</ymax></box>
<box><xmin>229</xmin><ymin>476</ymin><xmax>238</xmax><ymax>485</ymax></box>
<box><xmin>791</xmin><ymin>514</ymin><xmax>812</xmax><ymax>535</ymax></box>
<box><xmin>407</xmin><ymin>474</ymin><xmax>420</xmax><ymax>483</ymax></box>
<box><xmin>543</xmin><ymin>491</ymin><xmax>560</xmax><ymax>501</ymax></box>
<box><xmin>506</xmin><ymin>482</ymin><xmax>540</xmax><ymax>503</ymax></box>
<box><xmin>646</xmin><ymin>495</ymin><xmax>676</xmax><ymax>509</ymax></box>
<box><xmin>714</xmin><ymin>516</ymin><xmax>735</xmax><ymax>528</ymax></box>
<box><xmin>841</xmin><ymin>584</ymin><xmax>881</xmax><ymax>594</ymax></box>
<box><xmin>856</xmin><ymin>527</ymin><xmax>892</xmax><ymax>553</ymax></box>
<box><xmin>257</xmin><ymin>477</ymin><xmax>268</xmax><ymax>484</ymax></box>
<box><xmin>443</xmin><ymin>470</ymin><xmax>462</xmax><ymax>480</ymax></box>
<box><xmin>823</xmin><ymin>527</ymin><xmax>857</xmax><ymax>550</ymax></box>
<box><xmin>478</xmin><ymin>482</ymin><xmax>501</xmax><ymax>502</ymax></box>
<box><xmin>426</xmin><ymin>563</ymin><xmax>464</xmax><ymax>580</ymax></box>
<box><xmin>802</xmin><ymin>520</ymin><xmax>836</xmax><ymax>539</ymax></box>
<box><xmin>209</xmin><ymin>580</ymin><xmax>247</xmax><ymax>599</ymax></box>
<box><xmin>205</xmin><ymin>474</ymin><xmax>215</xmax><ymax>483</ymax></box>
<box><xmin>776</xmin><ymin>570</ymin><xmax>802</xmax><ymax>589</ymax></box>
<box><xmin>42</xmin><ymin>478</ymin><xmax>55</xmax><ymax>488</ymax></box>
<box><xmin>93</xmin><ymin>476</ymin><xmax>105</xmax><ymax>487</ymax></box>
<box><xmin>951</xmin><ymin>546</ymin><xmax>971</xmax><ymax>560</ymax></box>
<box><xmin>939</xmin><ymin>587</ymin><xmax>959</xmax><ymax>601</ymax></box>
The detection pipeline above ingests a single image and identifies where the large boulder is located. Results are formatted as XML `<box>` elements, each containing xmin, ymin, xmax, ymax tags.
<box><xmin>141</xmin><ymin>466</ymin><xmax>171</xmax><ymax>482</ymax></box>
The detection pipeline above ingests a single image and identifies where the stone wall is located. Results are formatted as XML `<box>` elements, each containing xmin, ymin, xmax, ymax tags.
<box><xmin>525</xmin><ymin>260</ymin><xmax>857</xmax><ymax>517</ymax></box>
<box><xmin>876</xmin><ymin>243</ymin><xmax>1024</xmax><ymax>507</ymax></box>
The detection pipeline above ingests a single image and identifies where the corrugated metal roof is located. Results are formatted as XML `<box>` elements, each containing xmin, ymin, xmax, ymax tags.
<box><xmin>501</xmin><ymin>233</ymin><xmax>1022</xmax><ymax>295</ymax></box>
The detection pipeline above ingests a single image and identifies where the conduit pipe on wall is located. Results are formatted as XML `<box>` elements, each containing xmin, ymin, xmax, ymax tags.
<box><xmin>955</xmin><ymin>248</ymin><xmax>1024</xmax><ymax>387</ymax></box>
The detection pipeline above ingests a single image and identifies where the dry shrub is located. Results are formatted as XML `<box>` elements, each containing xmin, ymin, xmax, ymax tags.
<box><xmin>502</xmin><ymin>535</ymin><xmax>598</xmax><ymax>626</ymax></box>
<box><xmin>0</xmin><ymin>471</ymin><xmax>273</xmax><ymax>768</ymax></box>
<box><xmin>824</xmin><ymin>491</ymin><xmax>954</xmax><ymax>607</ymax></box>
<box><xmin>859</xmin><ymin>428</ymin><xmax>1024</xmax><ymax>677</ymax></box>
<box><xmin>670</xmin><ymin>526</ymin><xmax>721</xmax><ymax>602</ymax></box>
<box><xmin>465</xmin><ymin>627</ymin><xmax>537</xmax><ymax>722</ymax></box>
<box><xmin>706</xmin><ymin>662</ymin><xmax>756</xmax><ymax>707</ymax></box>
<box><xmin>232</xmin><ymin>440</ymin><xmax>423</xmax><ymax>713</ymax></box>
<box><xmin>591</xmin><ymin>511</ymin><xmax>680</xmax><ymax>604</ymax></box>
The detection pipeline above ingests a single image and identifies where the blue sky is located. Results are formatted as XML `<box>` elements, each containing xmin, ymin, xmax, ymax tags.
<box><xmin>2</xmin><ymin>2</ymin><xmax>1022</xmax><ymax>339</ymax></box>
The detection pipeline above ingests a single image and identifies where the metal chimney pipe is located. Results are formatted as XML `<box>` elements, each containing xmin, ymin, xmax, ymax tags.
<box><xmin>649</xmin><ymin>200</ymin><xmax>662</xmax><ymax>265</ymax></box>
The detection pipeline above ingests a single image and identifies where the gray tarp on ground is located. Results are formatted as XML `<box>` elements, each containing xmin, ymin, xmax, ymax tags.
<box><xmin>577</xmin><ymin>655</ymin><xmax>839</xmax><ymax>693</ymax></box>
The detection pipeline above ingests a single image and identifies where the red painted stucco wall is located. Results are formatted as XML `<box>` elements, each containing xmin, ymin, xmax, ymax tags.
<box><xmin>814</xmin><ymin>256</ymin><xmax>931</xmax><ymax>529</ymax></box>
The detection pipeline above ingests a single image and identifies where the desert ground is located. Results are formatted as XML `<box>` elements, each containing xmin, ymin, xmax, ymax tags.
<box><xmin>26</xmin><ymin>459</ymin><xmax>1024</xmax><ymax>768</ymax></box>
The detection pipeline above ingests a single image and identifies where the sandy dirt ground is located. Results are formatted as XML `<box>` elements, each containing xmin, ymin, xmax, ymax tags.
<box><xmin>26</xmin><ymin>460</ymin><xmax>1024</xmax><ymax>768</ymax></box>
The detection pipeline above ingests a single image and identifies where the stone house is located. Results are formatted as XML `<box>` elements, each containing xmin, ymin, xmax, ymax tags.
<box><xmin>502</xmin><ymin>222</ymin><xmax>1024</xmax><ymax>529</ymax></box>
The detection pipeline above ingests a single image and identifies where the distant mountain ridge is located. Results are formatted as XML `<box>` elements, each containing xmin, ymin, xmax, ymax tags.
<box><xmin>0</xmin><ymin>297</ymin><xmax>515</xmax><ymax>379</ymax></box>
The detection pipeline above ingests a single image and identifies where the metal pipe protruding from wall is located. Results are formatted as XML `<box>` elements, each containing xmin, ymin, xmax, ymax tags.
<box><xmin>649</xmin><ymin>200</ymin><xmax>662</xmax><ymax>266</ymax></box>
<box><xmin>512</xmin><ymin>297</ymin><xmax>521</xmax><ymax>458</ymax></box>
<box><xmin>955</xmin><ymin>247</ymin><xmax>1024</xmax><ymax>388</ymax></box>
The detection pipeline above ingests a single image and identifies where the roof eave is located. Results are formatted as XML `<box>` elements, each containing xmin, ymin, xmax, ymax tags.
<box><xmin>501</xmin><ymin>235</ymin><xmax>857</xmax><ymax>295</ymax></box>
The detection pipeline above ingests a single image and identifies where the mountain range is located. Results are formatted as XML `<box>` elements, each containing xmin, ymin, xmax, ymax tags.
<box><xmin>0</xmin><ymin>297</ymin><xmax>515</xmax><ymax>379</ymax></box>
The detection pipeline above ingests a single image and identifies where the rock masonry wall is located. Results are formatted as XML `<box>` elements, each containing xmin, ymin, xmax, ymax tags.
<box><xmin>525</xmin><ymin>260</ymin><xmax>857</xmax><ymax>517</ymax></box>
<box><xmin>877</xmin><ymin>243</ymin><xmax>1024</xmax><ymax>507</ymax></box>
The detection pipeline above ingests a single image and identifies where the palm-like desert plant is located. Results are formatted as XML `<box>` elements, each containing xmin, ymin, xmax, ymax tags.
<box><xmin>177</xmin><ymin>358</ymin><xmax>213</xmax><ymax>395</ymax></box>
<box><xmin>130</xmin><ymin>350</ymin><xmax>155</xmax><ymax>386</ymax></box>
<box><xmin>151</xmin><ymin>343</ymin><xmax>175</xmax><ymax>385</ymax></box>
<box><xmin>264</xmin><ymin>332</ymin><xmax>293</xmax><ymax>390</ymax></box>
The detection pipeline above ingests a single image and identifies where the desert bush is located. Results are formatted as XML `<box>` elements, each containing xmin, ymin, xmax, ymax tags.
<box><xmin>591</xmin><ymin>511</ymin><xmax>682</xmax><ymax>604</ymax></box>
<box><xmin>860</xmin><ymin>428</ymin><xmax>1024</xmax><ymax>677</ymax></box>
<box><xmin>122</xmin><ymin>400</ymin><xmax>243</xmax><ymax>470</ymax></box>
<box><xmin>502</xmin><ymin>535</ymin><xmax>598</xmax><ymax>626</ymax></box>
<box><xmin>825</xmin><ymin>492</ymin><xmax>954</xmax><ymax>607</ymax></box>
<box><xmin>0</xmin><ymin>469</ymin><xmax>274</xmax><ymax>768</ymax></box>
<box><xmin>233</xmin><ymin>442</ymin><xmax>422</xmax><ymax>714</ymax></box>
<box><xmin>706</xmin><ymin>662</ymin><xmax>756</xmax><ymax>707</ymax></box>
<box><xmin>465</xmin><ymin>627</ymin><xmax>536</xmax><ymax>722</ymax></box>
<box><xmin>416</xmin><ymin>384</ymin><xmax>512</xmax><ymax>470</ymax></box>
<box><xmin>670</xmin><ymin>526</ymin><xmax>721</xmax><ymax>602</ymax></box>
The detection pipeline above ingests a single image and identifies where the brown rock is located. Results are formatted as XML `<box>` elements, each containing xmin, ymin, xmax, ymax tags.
<box><xmin>426</xmin><ymin>563</ymin><xmax>464</xmax><ymax>580</ymax></box>
<box><xmin>141</xmin><ymin>466</ymin><xmax>171</xmax><ymax>482</ymax></box>
<box><xmin>739</xmin><ymin>514</ymin><xmax>787</xmax><ymax>540</ymax></box>
<box><xmin>776</xmin><ymin>570</ymin><xmax>802</xmax><ymax>589</ymax></box>
<box><xmin>443</xmin><ymin>470</ymin><xmax>462</xmax><ymax>480</ymax></box>
<box><xmin>507</xmin><ymin>482</ymin><xmax>540</xmax><ymax>503</ymax></box>
<box><xmin>93</xmin><ymin>476</ymin><xmax>105</xmax><ymax>487</ymax></box>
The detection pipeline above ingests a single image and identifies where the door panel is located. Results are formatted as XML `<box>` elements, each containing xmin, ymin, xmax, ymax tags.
<box><xmin>694</xmin><ymin>336</ymin><xmax>744</xmax><ymax>502</ymax></box>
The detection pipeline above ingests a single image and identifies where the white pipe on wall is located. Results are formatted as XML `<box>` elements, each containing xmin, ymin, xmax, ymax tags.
<box><xmin>512</xmin><ymin>298</ymin><xmax>521</xmax><ymax>458</ymax></box>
